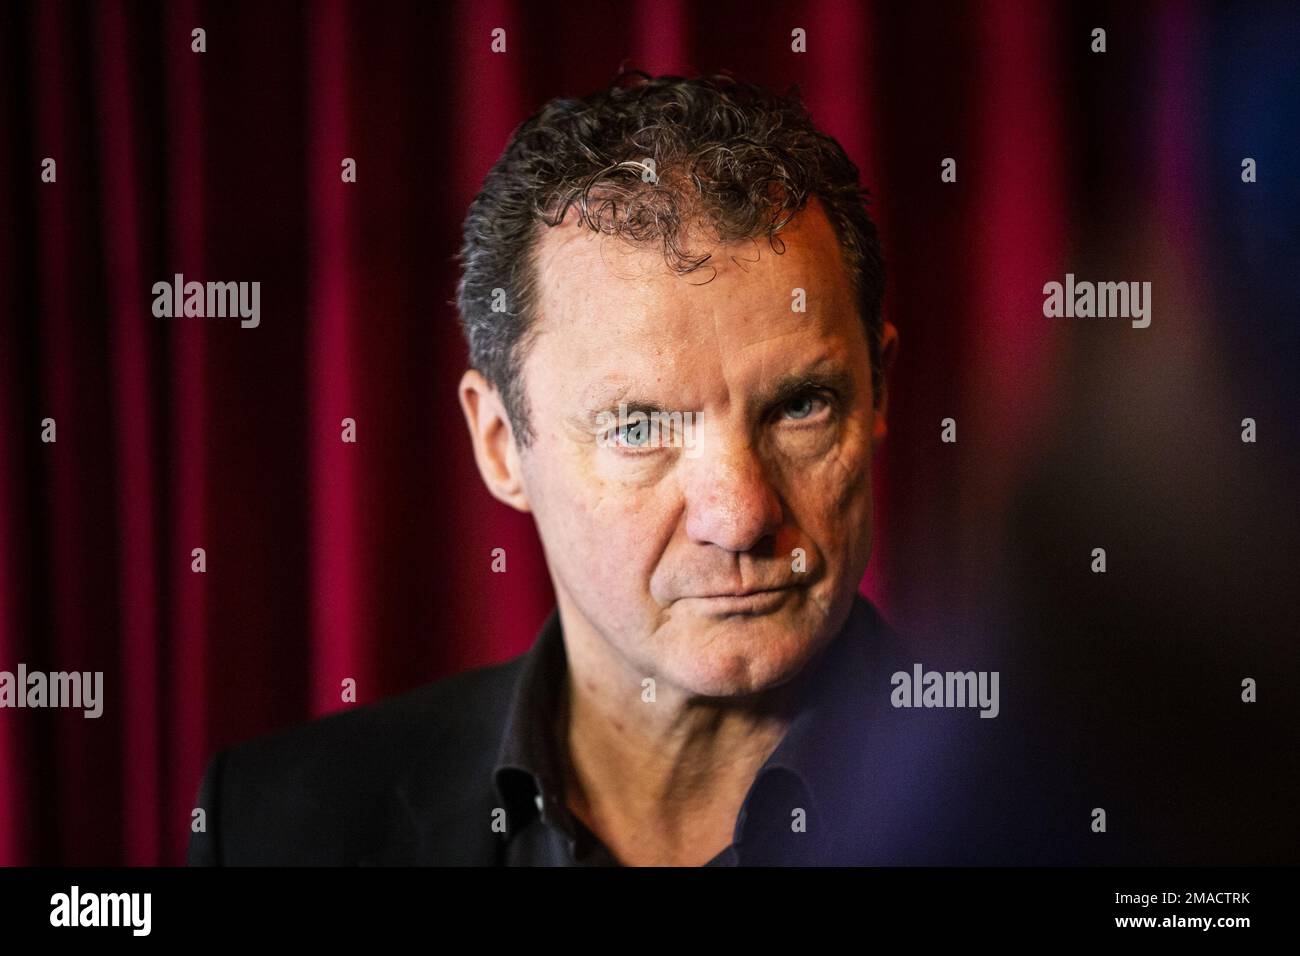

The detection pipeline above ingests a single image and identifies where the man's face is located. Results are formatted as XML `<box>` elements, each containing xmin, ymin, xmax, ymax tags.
<box><xmin>510</xmin><ymin>202</ymin><xmax>893</xmax><ymax>698</ymax></box>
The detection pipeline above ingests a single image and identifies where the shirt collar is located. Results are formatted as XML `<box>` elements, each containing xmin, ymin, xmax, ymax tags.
<box><xmin>754</xmin><ymin>594</ymin><xmax>885</xmax><ymax>802</ymax></box>
<box><xmin>491</xmin><ymin>594</ymin><xmax>886</xmax><ymax>847</ymax></box>
<box><xmin>492</xmin><ymin>607</ymin><xmax>569</xmax><ymax>827</ymax></box>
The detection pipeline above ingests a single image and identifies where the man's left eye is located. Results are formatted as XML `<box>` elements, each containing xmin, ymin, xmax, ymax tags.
<box><xmin>781</xmin><ymin>393</ymin><xmax>830</xmax><ymax>421</ymax></box>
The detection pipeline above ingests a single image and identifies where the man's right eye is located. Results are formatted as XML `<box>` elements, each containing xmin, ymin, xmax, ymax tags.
<box><xmin>613</xmin><ymin>422</ymin><xmax>654</xmax><ymax>448</ymax></box>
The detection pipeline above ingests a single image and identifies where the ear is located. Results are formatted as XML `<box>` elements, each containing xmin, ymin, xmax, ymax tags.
<box><xmin>870</xmin><ymin>319</ymin><xmax>900</xmax><ymax>449</ymax></box>
<box><xmin>458</xmin><ymin>368</ymin><xmax>531</xmax><ymax>513</ymax></box>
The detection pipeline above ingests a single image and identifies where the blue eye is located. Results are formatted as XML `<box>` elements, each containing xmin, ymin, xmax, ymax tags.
<box><xmin>780</xmin><ymin>392</ymin><xmax>832</xmax><ymax>421</ymax></box>
<box><xmin>784</xmin><ymin>395</ymin><xmax>816</xmax><ymax>420</ymax></box>
<box><xmin>616</xmin><ymin>421</ymin><xmax>653</xmax><ymax>447</ymax></box>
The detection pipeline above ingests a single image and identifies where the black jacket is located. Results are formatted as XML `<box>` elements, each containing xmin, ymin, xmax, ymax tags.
<box><xmin>187</xmin><ymin>594</ymin><xmax>1088</xmax><ymax>866</ymax></box>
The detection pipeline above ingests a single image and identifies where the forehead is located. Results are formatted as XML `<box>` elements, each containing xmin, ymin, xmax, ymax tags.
<box><xmin>528</xmin><ymin>201</ymin><xmax>862</xmax><ymax>371</ymax></box>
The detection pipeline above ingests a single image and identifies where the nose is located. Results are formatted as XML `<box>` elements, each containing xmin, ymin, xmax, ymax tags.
<box><xmin>682</xmin><ymin>436</ymin><xmax>784</xmax><ymax>553</ymax></box>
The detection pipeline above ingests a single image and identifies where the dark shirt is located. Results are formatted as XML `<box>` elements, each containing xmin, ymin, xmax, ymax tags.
<box><xmin>491</xmin><ymin>598</ymin><xmax>876</xmax><ymax>866</ymax></box>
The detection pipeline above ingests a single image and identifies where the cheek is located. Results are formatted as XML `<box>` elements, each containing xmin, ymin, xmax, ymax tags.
<box><xmin>524</xmin><ymin>442</ymin><xmax>674</xmax><ymax>603</ymax></box>
<box><xmin>787</xmin><ymin>423</ymin><xmax>875</xmax><ymax>566</ymax></box>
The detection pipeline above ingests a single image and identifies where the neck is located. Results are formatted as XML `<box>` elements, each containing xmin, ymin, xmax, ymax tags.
<box><xmin>553</xmin><ymin>606</ymin><xmax>808</xmax><ymax>866</ymax></box>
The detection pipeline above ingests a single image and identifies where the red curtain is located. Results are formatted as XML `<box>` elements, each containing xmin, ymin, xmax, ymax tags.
<box><xmin>0</xmin><ymin>0</ymin><xmax>1087</xmax><ymax>867</ymax></box>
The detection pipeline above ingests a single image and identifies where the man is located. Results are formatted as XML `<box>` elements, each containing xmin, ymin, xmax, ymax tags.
<box><xmin>188</xmin><ymin>72</ymin><xmax>1043</xmax><ymax>867</ymax></box>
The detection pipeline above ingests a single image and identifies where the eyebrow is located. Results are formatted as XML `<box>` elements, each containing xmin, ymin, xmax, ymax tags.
<box><xmin>759</xmin><ymin>361</ymin><xmax>858</xmax><ymax>411</ymax></box>
<box><xmin>567</xmin><ymin>384</ymin><xmax>664</xmax><ymax>433</ymax></box>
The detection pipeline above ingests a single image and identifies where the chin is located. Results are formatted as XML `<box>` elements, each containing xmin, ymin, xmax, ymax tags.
<box><xmin>660</xmin><ymin>602</ymin><xmax>830</xmax><ymax>699</ymax></box>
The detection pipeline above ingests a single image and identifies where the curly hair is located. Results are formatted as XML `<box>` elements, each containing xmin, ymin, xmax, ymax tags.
<box><xmin>456</xmin><ymin>71</ymin><xmax>886</xmax><ymax>446</ymax></box>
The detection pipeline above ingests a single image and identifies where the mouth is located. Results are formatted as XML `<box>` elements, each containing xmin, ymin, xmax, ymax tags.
<box><xmin>684</xmin><ymin>585</ymin><xmax>798</xmax><ymax>616</ymax></box>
